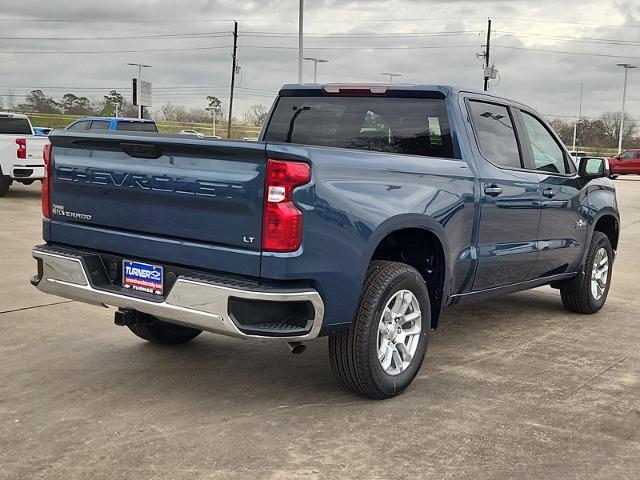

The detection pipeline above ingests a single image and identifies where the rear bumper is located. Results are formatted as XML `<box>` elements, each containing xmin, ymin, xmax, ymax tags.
<box><xmin>31</xmin><ymin>245</ymin><xmax>325</xmax><ymax>341</ymax></box>
<box><xmin>11</xmin><ymin>165</ymin><xmax>44</xmax><ymax>180</ymax></box>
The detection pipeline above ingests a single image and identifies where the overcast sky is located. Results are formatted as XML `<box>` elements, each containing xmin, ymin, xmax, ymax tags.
<box><xmin>0</xmin><ymin>0</ymin><xmax>639</xmax><ymax>120</ymax></box>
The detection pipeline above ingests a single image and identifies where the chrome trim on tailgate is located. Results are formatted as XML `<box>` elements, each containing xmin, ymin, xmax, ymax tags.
<box><xmin>32</xmin><ymin>246</ymin><xmax>324</xmax><ymax>341</ymax></box>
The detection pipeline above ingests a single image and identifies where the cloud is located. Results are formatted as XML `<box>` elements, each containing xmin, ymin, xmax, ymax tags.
<box><xmin>0</xmin><ymin>0</ymin><xmax>637</xmax><ymax>120</ymax></box>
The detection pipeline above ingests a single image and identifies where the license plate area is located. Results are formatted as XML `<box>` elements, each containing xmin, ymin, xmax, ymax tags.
<box><xmin>122</xmin><ymin>260</ymin><xmax>164</xmax><ymax>296</ymax></box>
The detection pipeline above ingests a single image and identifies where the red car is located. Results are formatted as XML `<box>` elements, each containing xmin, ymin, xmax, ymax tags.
<box><xmin>608</xmin><ymin>149</ymin><xmax>640</xmax><ymax>175</ymax></box>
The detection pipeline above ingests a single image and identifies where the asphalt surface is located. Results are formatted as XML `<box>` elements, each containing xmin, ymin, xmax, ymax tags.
<box><xmin>1</xmin><ymin>180</ymin><xmax>639</xmax><ymax>479</ymax></box>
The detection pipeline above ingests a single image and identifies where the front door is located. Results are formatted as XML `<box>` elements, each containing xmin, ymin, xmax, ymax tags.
<box><xmin>516</xmin><ymin>109</ymin><xmax>587</xmax><ymax>277</ymax></box>
<box><xmin>466</xmin><ymin>99</ymin><xmax>541</xmax><ymax>291</ymax></box>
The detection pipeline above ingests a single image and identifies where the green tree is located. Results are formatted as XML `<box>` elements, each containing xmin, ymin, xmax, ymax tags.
<box><xmin>206</xmin><ymin>96</ymin><xmax>223</xmax><ymax>120</ymax></box>
<box><xmin>20</xmin><ymin>90</ymin><xmax>60</xmax><ymax>114</ymax></box>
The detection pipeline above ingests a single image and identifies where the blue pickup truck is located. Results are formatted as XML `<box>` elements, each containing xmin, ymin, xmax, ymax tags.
<box><xmin>32</xmin><ymin>84</ymin><xmax>619</xmax><ymax>399</ymax></box>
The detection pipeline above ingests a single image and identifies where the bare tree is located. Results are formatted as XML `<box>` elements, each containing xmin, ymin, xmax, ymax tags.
<box><xmin>6</xmin><ymin>89</ymin><xmax>17</xmax><ymax>111</ymax></box>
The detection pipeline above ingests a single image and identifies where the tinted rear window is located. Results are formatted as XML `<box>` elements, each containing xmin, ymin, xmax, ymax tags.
<box><xmin>468</xmin><ymin>101</ymin><xmax>521</xmax><ymax>169</ymax></box>
<box><xmin>264</xmin><ymin>96</ymin><xmax>454</xmax><ymax>158</ymax></box>
<box><xmin>116</xmin><ymin>121</ymin><xmax>158</xmax><ymax>132</ymax></box>
<box><xmin>0</xmin><ymin>117</ymin><xmax>32</xmax><ymax>135</ymax></box>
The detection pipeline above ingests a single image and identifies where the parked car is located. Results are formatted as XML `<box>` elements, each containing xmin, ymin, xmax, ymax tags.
<box><xmin>32</xmin><ymin>84</ymin><xmax>619</xmax><ymax>399</ymax></box>
<box><xmin>65</xmin><ymin>117</ymin><xmax>158</xmax><ymax>133</ymax></box>
<box><xmin>33</xmin><ymin>127</ymin><xmax>52</xmax><ymax>136</ymax></box>
<box><xmin>179</xmin><ymin>129</ymin><xmax>205</xmax><ymax>137</ymax></box>
<box><xmin>608</xmin><ymin>149</ymin><xmax>640</xmax><ymax>176</ymax></box>
<box><xmin>0</xmin><ymin>112</ymin><xmax>50</xmax><ymax>196</ymax></box>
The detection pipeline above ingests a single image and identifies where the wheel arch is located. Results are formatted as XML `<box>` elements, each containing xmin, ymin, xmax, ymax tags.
<box><xmin>592</xmin><ymin>213</ymin><xmax>619</xmax><ymax>253</ymax></box>
<box><xmin>365</xmin><ymin>215</ymin><xmax>450</xmax><ymax>329</ymax></box>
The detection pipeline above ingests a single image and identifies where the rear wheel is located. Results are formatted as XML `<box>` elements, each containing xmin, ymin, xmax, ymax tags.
<box><xmin>561</xmin><ymin>232</ymin><xmax>613</xmax><ymax>314</ymax></box>
<box><xmin>328</xmin><ymin>261</ymin><xmax>430</xmax><ymax>399</ymax></box>
<box><xmin>0</xmin><ymin>170</ymin><xmax>11</xmax><ymax>197</ymax></box>
<box><xmin>128</xmin><ymin>314</ymin><xmax>202</xmax><ymax>345</ymax></box>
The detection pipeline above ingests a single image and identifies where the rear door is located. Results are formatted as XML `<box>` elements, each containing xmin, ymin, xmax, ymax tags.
<box><xmin>49</xmin><ymin>133</ymin><xmax>266</xmax><ymax>275</ymax></box>
<box><xmin>466</xmin><ymin>98</ymin><xmax>542</xmax><ymax>291</ymax></box>
<box><xmin>516</xmin><ymin>109</ymin><xmax>586</xmax><ymax>278</ymax></box>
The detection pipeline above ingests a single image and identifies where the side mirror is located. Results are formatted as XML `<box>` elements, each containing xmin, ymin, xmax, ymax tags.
<box><xmin>579</xmin><ymin>157</ymin><xmax>610</xmax><ymax>179</ymax></box>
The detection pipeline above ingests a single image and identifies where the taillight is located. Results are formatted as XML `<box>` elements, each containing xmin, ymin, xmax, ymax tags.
<box><xmin>42</xmin><ymin>143</ymin><xmax>52</xmax><ymax>219</ymax></box>
<box><xmin>16</xmin><ymin>138</ymin><xmax>26</xmax><ymax>159</ymax></box>
<box><xmin>262</xmin><ymin>159</ymin><xmax>311</xmax><ymax>252</ymax></box>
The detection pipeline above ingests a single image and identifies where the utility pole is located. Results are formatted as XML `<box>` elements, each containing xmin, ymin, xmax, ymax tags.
<box><xmin>617</xmin><ymin>63</ymin><xmax>636</xmax><ymax>154</ymax></box>
<box><xmin>228</xmin><ymin>20</ymin><xmax>238</xmax><ymax>139</ymax></box>
<box><xmin>298</xmin><ymin>0</ymin><xmax>304</xmax><ymax>84</ymax></box>
<box><xmin>572</xmin><ymin>82</ymin><xmax>583</xmax><ymax>153</ymax></box>
<box><xmin>483</xmin><ymin>18</ymin><xmax>492</xmax><ymax>92</ymax></box>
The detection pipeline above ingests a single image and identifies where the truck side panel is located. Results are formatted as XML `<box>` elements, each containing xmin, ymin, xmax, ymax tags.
<box><xmin>261</xmin><ymin>143</ymin><xmax>477</xmax><ymax>329</ymax></box>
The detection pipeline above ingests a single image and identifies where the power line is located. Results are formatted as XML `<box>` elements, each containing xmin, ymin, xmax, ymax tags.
<box><xmin>492</xmin><ymin>17</ymin><xmax>640</xmax><ymax>29</ymax></box>
<box><xmin>0</xmin><ymin>45</ymin><xmax>232</xmax><ymax>54</ymax></box>
<box><xmin>495</xmin><ymin>31</ymin><xmax>640</xmax><ymax>47</ymax></box>
<box><xmin>0</xmin><ymin>32</ymin><xmax>231</xmax><ymax>40</ymax></box>
<box><xmin>493</xmin><ymin>44</ymin><xmax>640</xmax><ymax>60</ymax></box>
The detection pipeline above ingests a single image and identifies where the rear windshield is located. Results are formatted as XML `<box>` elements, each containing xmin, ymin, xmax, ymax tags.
<box><xmin>0</xmin><ymin>117</ymin><xmax>32</xmax><ymax>135</ymax></box>
<box><xmin>264</xmin><ymin>95</ymin><xmax>454</xmax><ymax>158</ymax></box>
<box><xmin>116</xmin><ymin>121</ymin><xmax>158</xmax><ymax>133</ymax></box>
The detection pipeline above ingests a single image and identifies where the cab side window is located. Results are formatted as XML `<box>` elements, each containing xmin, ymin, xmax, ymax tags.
<box><xmin>620</xmin><ymin>151</ymin><xmax>633</xmax><ymax>160</ymax></box>
<box><xmin>89</xmin><ymin>121</ymin><xmax>109</xmax><ymax>130</ymax></box>
<box><xmin>468</xmin><ymin>101</ymin><xmax>522</xmax><ymax>169</ymax></box>
<box><xmin>67</xmin><ymin>121</ymin><xmax>90</xmax><ymax>131</ymax></box>
<box><xmin>521</xmin><ymin>112</ymin><xmax>568</xmax><ymax>174</ymax></box>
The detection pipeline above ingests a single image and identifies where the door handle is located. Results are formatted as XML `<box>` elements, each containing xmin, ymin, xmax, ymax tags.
<box><xmin>484</xmin><ymin>185</ymin><xmax>503</xmax><ymax>197</ymax></box>
<box><xmin>542</xmin><ymin>188</ymin><xmax>557</xmax><ymax>198</ymax></box>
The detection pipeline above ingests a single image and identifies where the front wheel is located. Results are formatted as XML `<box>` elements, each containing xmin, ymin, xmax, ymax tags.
<box><xmin>328</xmin><ymin>261</ymin><xmax>430</xmax><ymax>399</ymax></box>
<box><xmin>561</xmin><ymin>232</ymin><xmax>613</xmax><ymax>314</ymax></box>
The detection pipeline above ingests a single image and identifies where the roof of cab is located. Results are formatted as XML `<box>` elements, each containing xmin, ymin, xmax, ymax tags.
<box><xmin>277</xmin><ymin>83</ymin><xmax>528</xmax><ymax>108</ymax></box>
<box><xmin>70</xmin><ymin>117</ymin><xmax>156</xmax><ymax>123</ymax></box>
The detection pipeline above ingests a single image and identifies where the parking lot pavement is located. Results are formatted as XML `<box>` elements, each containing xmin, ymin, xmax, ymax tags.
<box><xmin>1</xmin><ymin>181</ymin><xmax>639</xmax><ymax>480</ymax></box>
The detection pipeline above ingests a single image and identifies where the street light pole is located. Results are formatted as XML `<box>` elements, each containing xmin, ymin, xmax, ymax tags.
<box><xmin>206</xmin><ymin>107</ymin><xmax>217</xmax><ymax>137</ymax></box>
<box><xmin>298</xmin><ymin>0</ymin><xmax>304</xmax><ymax>84</ymax></box>
<box><xmin>381</xmin><ymin>72</ymin><xmax>403</xmax><ymax>83</ymax></box>
<box><xmin>617</xmin><ymin>63</ymin><xmax>636</xmax><ymax>154</ymax></box>
<box><xmin>303</xmin><ymin>57</ymin><xmax>328</xmax><ymax>83</ymax></box>
<box><xmin>127</xmin><ymin>62</ymin><xmax>152</xmax><ymax>119</ymax></box>
<box><xmin>572</xmin><ymin>82</ymin><xmax>583</xmax><ymax>153</ymax></box>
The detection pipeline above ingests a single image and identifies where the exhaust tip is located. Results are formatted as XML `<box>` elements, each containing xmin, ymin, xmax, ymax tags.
<box><xmin>286</xmin><ymin>341</ymin><xmax>306</xmax><ymax>355</ymax></box>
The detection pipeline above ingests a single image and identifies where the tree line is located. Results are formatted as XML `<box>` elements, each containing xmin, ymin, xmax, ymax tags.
<box><xmin>550</xmin><ymin>112</ymin><xmax>638</xmax><ymax>152</ymax></box>
<box><xmin>0</xmin><ymin>89</ymin><xmax>269</xmax><ymax>127</ymax></box>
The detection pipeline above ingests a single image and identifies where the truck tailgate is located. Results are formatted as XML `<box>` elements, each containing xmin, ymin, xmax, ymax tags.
<box><xmin>48</xmin><ymin>132</ymin><xmax>266</xmax><ymax>275</ymax></box>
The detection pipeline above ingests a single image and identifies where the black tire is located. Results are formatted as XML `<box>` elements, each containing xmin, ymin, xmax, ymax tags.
<box><xmin>128</xmin><ymin>314</ymin><xmax>202</xmax><ymax>345</ymax></box>
<box><xmin>0</xmin><ymin>172</ymin><xmax>11</xmax><ymax>197</ymax></box>
<box><xmin>561</xmin><ymin>231</ymin><xmax>613</xmax><ymax>314</ymax></box>
<box><xmin>328</xmin><ymin>261</ymin><xmax>431</xmax><ymax>399</ymax></box>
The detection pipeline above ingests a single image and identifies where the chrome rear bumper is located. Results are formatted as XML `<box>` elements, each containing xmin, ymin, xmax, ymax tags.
<box><xmin>32</xmin><ymin>245</ymin><xmax>324</xmax><ymax>341</ymax></box>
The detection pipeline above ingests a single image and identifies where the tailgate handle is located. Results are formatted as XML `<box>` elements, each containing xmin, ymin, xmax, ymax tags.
<box><xmin>120</xmin><ymin>143</ymin><xmax>162</xmax><ymax>159</ymax></box>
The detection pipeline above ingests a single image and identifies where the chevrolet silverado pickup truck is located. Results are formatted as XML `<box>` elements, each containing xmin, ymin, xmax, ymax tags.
<box><xmin>31</xmin><ymin>84</ymin><xmax>619</xmax><ymax>399</ymax></box>
<box><xmin>0</xmin><ymin>112</ymin><xmax>49</xmax><ymax>196</ymax></box>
